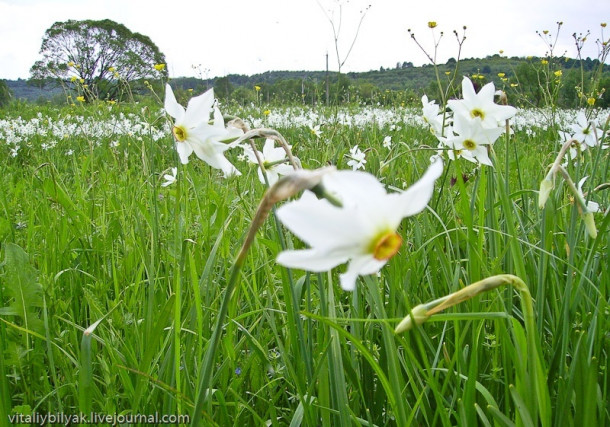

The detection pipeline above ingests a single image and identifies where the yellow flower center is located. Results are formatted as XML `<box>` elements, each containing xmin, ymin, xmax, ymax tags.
<box><xmin>370</xmin><ymin>231</ymin><xmax>402</xmax><ymax>261</ymax></box>
<box><xmin>173</xmin><ymin>126</ymin><xmax>187</xmax><ymax>142</ymax></box>
<box><xmin>463</xmin><ymin>139</ymin><xmax>477</xmax><ymax>150</ymax></box>
<box><xmin>470</xmin><ymin>109</ymin><xmax>485</xmax><ymax>120</ymax></box>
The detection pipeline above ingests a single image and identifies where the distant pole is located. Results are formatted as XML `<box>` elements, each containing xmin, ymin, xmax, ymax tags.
<box><xmin>325</xmin><ymin>52</ymin><xmax>329</xmax><ymax>106</ymax></box>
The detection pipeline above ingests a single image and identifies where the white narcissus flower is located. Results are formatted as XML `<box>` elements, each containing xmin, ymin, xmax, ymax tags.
<box><xmin>276</xmin><ymin>159</ymin><xmax>444</xmax><ymax>291</ymax></box>
<box><xmin>243</xmin><ymin>138</ymin><xmax>296</xmax><ymax>186</ymax></box>
<box><xmin>558</xmin><ymin>130</ymin><xmax>587</xmax><ymax>164</ymax></box>
<box><xmin>164</xmin><ymin>84</ymin><xmax>242</xmax><ymax>177</ymax></box>
<box><xmin>161</xmin><ymin>167</ymin><xmax>178</xmax><ymax>187</ymax></box>
<box><xmin>441</xmin><ymin>114</ymin><xmax>504</xmax><ymax>166</ymax></box>
<box><xmin>382</xmin><ymin>136</ymin><xmax>392</xmax><ymax>149</ymax></box>
<box><xmin>568</xmin><ymin>111</ymin><xmax>603</xmax><ymax>148</ymax></box>
<box><xmin>347</xmin><ymin>145</ymin><xmax>367</xmax><ymax>170</ymax></box>
<box><xmin>310</xmin><ymin>124</ymin><xmax>323</xmax><ymax>137</ymax></box>
<box><xmin>448</xmin><ymin>77</ymin><xmax>517</xmax><ymax>129</ymax></box>
<box><xmin>421</xmin><ymin>94</ymin><xmax>446</xmax><ymax>136</ymax></box>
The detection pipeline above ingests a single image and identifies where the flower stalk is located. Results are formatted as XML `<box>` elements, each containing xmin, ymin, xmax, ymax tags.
<box><xmin>538</xmin><ymin>138</ymin><xmax>577</xmax><ymax>209</ymax></box>
<box><xmin>191</xmin><ymin>166</ymin><xmax>334</xmax><ymax>425</ymax></box>
<box><xmin>538</xmin><ymin>138</ymin><xmax>598</xmax><ymax>238</ymax></box>
<box><xmin>395</xmin><ymin>274</ymin><xmax>533</xmax><ymax>333</ymax></box>
<box><xmin>395</xmin><ymin>274</ymin><xmax>549</xmax><ymax>424</ymax></box>
<box><xmin>232</xmin><ymin>128</ymin><xmax>301</xmax><ymax>170</ymax></box>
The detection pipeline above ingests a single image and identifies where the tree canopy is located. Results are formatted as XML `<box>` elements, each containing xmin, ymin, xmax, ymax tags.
<box><xmin>30</xmin><ymin>19</ymin><xmax>167</xmax><ymax>101</ymax></box>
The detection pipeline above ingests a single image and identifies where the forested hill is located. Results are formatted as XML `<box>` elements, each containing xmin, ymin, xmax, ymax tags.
<box><xmin>179</xmin><ymin>55</ymin><xmax>607</xmax><ymax>91</ymax></box>
<box><xmin>5</xmin><ymin>54</ymin><xmax>609</xmax><ymax>107</ymax></box>
<box><xmin>171</xmin><ymin>54</ymin><xmax>609</xmax><ymax>107</ymax></box>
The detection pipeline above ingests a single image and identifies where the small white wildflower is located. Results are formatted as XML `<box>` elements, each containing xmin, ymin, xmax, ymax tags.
<box><xmin>161</xmin><ymin>167</ymin><xmax>178</xmax><ymax>187</ymax></box>
<box><xmin>346</xmin><ymin>145</ymin><xmax>367</xmax><ymax>170</ymax></box>
<box><xmin>243</xmin><ymin>139</ymin><xmax>296</xmax><ymax>186</ymax></box>
<box><xmin>310</xmin><ymin>124</ymin><xmax>323</xmax><ymax>137</ymax></box>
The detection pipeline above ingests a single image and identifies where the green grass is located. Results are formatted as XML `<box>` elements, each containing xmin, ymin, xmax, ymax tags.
<box><xmin>0</xmin><ymin>99</ymin><xmax>608</xmax><ymax>426</ymax></box>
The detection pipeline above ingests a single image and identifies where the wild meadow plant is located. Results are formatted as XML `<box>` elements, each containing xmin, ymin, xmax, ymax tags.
<box><xmin>0</xmin><ymin>26</ymin><xmax>609</xmax><ymax>427</ymax></box>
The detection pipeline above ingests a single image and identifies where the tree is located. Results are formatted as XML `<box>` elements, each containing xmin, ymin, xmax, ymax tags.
<box><xmin>30</xmin><ymin>19</ymin><xmax>167</xmax><ymax>101</ymax></box>
<box><xmin>0</xmin><ymin>80</ymin><xmax>12</xmax><ymax>107</ymax></box>
<box><xmin>213</xmin><ymin>77</ymin><xmax>233</xmax><ymax>100</ymax></box>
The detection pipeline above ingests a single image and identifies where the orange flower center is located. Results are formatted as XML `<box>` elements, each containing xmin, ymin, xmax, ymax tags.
<box><xmin>463</xmin><ymin>139</ymin><xmax>477</xmax><ymax>150</ymax></box>
<box><xmin>371</xmin><ymin>231</ymin><xmax>402</xmax><ymax>260</ymax></box>
<box><xmin>173</xmin><ymin>125</ymin><xmax>187</xmax><ymax>142</ymax></box>
<box><xmin>470</xmin><ymin>109</ymin><xmax>485</xmax><ymax>120</ymax></box>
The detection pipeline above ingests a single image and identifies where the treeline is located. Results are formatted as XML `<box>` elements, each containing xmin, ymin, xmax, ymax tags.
<box><xmin>4</xmin><ymin>55</ymin><xmax>609</xmax><ymax>109</ymax></box>
<box><xmin>168</xmin><ymin>55</ymin><xmax>610</xmax><ymax>108</ymax></box>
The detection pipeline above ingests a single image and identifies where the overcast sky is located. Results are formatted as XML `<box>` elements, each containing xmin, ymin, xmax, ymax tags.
<box><xmin>0</xmin><ymin>0</ymin><xmax>608</xmax><ymax>80</ymax></box>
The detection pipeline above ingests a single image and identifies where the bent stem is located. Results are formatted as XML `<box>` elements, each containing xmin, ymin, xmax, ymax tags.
<box><xmin>191</xmin><ymin>167</ymin><xmax>334</xmax><ymax>425</ymax></box>
<box><xmin>538</xmin><ymin>138</ymin><xmax>579</xmax><ymax>208</ymax></box>
<box><xmin>232</xmin><ymin>128</ymin><xmax>301</xmax><ymax>170</ymax></box>
<box><xmin>395</xmin><ymin>274</ymin><xmax>549</xmax><ymax>424</ymax></box>
<box><xmin>556</xmin><ymin>166</ymin><xmax>598</xmax><ymax>238</ymax></box>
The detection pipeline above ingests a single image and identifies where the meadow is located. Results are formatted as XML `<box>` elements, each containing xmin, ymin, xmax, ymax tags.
<box><xmin>0</xmin><ymin>86</ymin><xmax>608</xmax><ymax>427</ymax></box>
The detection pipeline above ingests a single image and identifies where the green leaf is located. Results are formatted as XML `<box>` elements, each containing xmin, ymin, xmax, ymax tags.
<box><xmin>1</xmin><ymin>243</ymin><xmax>43</xmax><ymax>334</ymax></box>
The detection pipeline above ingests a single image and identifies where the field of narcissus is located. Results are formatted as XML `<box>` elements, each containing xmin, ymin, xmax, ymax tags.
<box><xmin>0</xmin><ymin>76</ymin><xmax>609</xmax><ymax>425</ymax></box>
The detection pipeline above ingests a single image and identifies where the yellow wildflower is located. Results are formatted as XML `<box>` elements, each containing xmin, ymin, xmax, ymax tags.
<box><xmin>154</xmin><ymin>63</ymin><xmax>166</xmax><ymax>71</ymax></box>
<box><xmin>428</xmin><ymin>22</ymin><xmax>437</xmax><ymax>29</ymax></box>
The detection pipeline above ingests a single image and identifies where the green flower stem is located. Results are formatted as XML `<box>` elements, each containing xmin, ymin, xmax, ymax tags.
<box><xmin>191</xmin><ymin>195</ymin><xmax>274</xmax><ymax>425</ymax></box>
<box><xmin>556</xmin><ymin>165</ymin><xmax>598</xmax><ymax>238</ymax></box>
<box><xmin>539</xmin><ymin>138</ymin><xmax>579</xmax><ymax>208</ymax></box>
<box><xmin>395</xmin><ymin>274</ymin><xmax>549</xmax><ymax>424</ymax></box>
<box><xmin>232</xmin><ymin>128</ymin><xmax>301</xmax><ymax>170</ymax></box>
<box><xmin>265</xmin><ymin>157</ymin><xmax>291</xmax><ymax>168</ymax></box>
<box><xmin>191</xmin><ymin>168</ymin><xmax>333</xmax><ymax>425</ymax></box>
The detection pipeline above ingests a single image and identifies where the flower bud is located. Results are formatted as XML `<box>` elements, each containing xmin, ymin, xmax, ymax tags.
<box><xmin>539</xmin><ymin>177</ymin><xmax>554</xmax><ymax>209</ymax></box>
<box><xmin>395</xmin><ymin>304</ymin><xmax>429</xmax><ymax>333</ymax></box>
<box><xmin>583</xmin><ymin>212</ymin><xmax>597</xmax><ymax>239</ymax></box>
